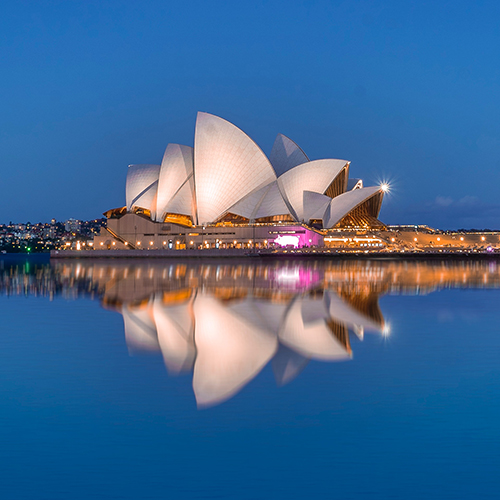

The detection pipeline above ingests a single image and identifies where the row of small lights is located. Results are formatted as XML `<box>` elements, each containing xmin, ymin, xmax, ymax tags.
<box><xmin>410</xmin><ymin>236</ymin><xmax>485</xmax><ymax>242</ymax></box>
<box><xmin>130</xmin><ymin>239</ymin><xmax>262</xmax><ymax>246</ymax></box>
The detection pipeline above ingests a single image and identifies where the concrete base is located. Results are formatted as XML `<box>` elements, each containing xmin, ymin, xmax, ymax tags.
<box><xmin>51</xmin><ymin>248</ymin><xmax>260</xmax><ymax>258</ymax></box>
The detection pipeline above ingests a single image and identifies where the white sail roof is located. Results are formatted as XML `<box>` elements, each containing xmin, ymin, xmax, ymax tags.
<box><xmin>269</xmin><ymin>133</ymin><xmax>309</xmax><ymax>175</ymax></box>
<box><xmin>227</xmin><ymin>180</ymin><xmax>291</xmax><ymax>221</ymax></box>
<box><xmin>126</xmin><ymin>164</ymin><xmax>160</xmax><ymax>212</ymax></box>
<box><xmin>277</xmin><ymin>159</ymin><xmax>349</xmax><ymax>221</ymax></box>
<box><xmin>253</xmin><ymin>181</ymin><xmax>291</xmax><ymax>219</ymax></box>
<box><xmin>163</xmin><ymin>178</ymin><xmax>195</xmax><ymax>218</ymax></box>
<box><xmin>347</xmin><ymin>178</ymin><xmax>363</xmax><ymax>190</ymax></box>
<box><xmin>154</xmin><ymin>144</ymin><xmax>194</xmax><ymax>222</ymax></box>
<box><xmin>324</xmin><ymin>186</ymin><xmax>382</xmax><ymax>228</ymax></box>
<box><xmin>302</xmin><ymin>191</ymin><xmax>332</xmax><ymax>222</ymax></box>
<box><xmin>194</xmin><ymin>112</ymin><xmax>277</xmax><ymax>224</ymax></box>
<box><xmin>226</xmin><ymin>182</ymin><xmax>272</xmax><ymax>220</ymax></box>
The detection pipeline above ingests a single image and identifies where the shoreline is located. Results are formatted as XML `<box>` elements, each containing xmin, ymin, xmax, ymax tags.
<box><xmin>49</xmin><ymin>248</ymin><xmax>500</xmax><ymax>260</ymax></box>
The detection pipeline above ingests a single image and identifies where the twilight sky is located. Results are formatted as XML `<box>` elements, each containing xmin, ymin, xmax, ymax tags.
<box><xmin>2</xmin><ymin>0</ymin><xmax>500</xmax><ymax>229</ymax></box>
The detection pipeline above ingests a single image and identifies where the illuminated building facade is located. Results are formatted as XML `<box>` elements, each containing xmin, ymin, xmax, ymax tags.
<box><xmin>96</xmin><ymin>112</ymin><xmax>386</xmax><ymax>250</ymax></box>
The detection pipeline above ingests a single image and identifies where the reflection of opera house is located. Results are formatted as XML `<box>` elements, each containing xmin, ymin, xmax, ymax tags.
<box><xmin>95</xmin><ymin>112</ymin><xmax>386</xmax><ymax>250</ymax></box>
<box><xmin>98</xmin><ymin>262</ymin><xmax>386</xmax><ymax>407</ymax></box>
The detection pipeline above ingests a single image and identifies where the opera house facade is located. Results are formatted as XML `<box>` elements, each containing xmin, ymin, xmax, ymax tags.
<box><xmin>96</xmin><ymin>112</ymin><xmax>386</xmax><ymax>250</ymax></box>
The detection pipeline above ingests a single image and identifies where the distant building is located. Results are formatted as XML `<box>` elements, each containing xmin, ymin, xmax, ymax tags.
<box><xmin>65</xmin><ymin>218</ymin><xmax>81</xmax><ymax>233</ymax></box>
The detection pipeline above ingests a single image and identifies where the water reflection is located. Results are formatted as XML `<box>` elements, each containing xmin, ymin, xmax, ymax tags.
<box><xmin>2</xmin><ymin>257</ymin><xmax>500</xmax><ymax>407</ymax></box>
<box><xmin>95</xmin><ymin>260</ymin><xmax>385</xmax><ymax>407</ymax></box>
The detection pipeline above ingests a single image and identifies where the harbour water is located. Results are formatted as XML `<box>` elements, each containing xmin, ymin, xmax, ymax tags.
<box><xmin>0</xmin><ymin>255</ymin><xmax>499</xmax><ymax>499</ymax></box>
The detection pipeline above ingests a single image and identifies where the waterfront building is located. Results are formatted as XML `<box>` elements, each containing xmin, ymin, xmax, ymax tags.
<box><xmin>94</xmin><ymin>112</ymin><xmax>386</xmax><ymax>250</ymax></box>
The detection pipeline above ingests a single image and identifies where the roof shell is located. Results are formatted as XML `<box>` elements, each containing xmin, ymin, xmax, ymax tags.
<box><xmin>254</xmin><ymin>181</ymin><xmax>291</xmax><ymax>219</ymax></box>
<box><xmin>347</xmin><ymin>178</ymin><xmax>363</xmax><ymax>190</ymax></box>
<box><xmin>302</xmin><ymin>191</ymin><xmax>332</xmax><ymax>222</ymax></box>
<box><xmin>194</xmin><ymin>112</ymin><xmax>277</xmax><ymax>224</ymax></box>
<box><xmin>277</xmin><ymin>159</ymin><xmax>349</xmax><ymax>221</ymax></box>
<box><xmin>324</xmin><ymin>186</ymin><xmax>382</xmax><ymax>228</ymax></box>
<box><xmin>228</xmin><ymin>180</ymin><xmax>291</xmax><ymax>221</ymax></box>
<box><xmin>269</xmin><ymin>133</ymin><xmax>309</xmax><ymax>175</ymax></box>
<box><xmin>125</xmin><ymin>164</ymin><xmax>160</xmax><ymax>212</ymax></box>
<box><xmin>154</xmin><ymin>144</ymin><xmax>194</xmax><ymax>221</ymax></box>
<box><xmin>226</xmin><ymin>182</ymin><xmax>272</xmax><ymax>220</ymax></box>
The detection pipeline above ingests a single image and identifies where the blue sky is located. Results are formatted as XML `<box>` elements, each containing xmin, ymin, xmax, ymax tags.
<box><xmin>1</xmin><ymin>0</ymin><xmax>500</xmax><ymax>229</ymax></box>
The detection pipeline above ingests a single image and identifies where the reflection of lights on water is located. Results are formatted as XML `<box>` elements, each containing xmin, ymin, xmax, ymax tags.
<box><xmin>276</xmin><ymin>268</ymin><xmax>300</xmax><ymax>281</ymax></box>
<box><xmin>274</xmin><ymin>267</ymin><xmax>322</xmax><ymax>290</ymax></box>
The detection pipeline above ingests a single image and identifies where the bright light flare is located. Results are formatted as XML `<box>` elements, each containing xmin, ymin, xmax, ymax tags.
<box><xmin>274</xmin><ymin>235</ymin><xmax>300</xmax><ymax>248</ymax></box>
<box><xmin>380</xmin><ymin>183</ymin><xmax>390</xmax><ymax>193</ymax></box>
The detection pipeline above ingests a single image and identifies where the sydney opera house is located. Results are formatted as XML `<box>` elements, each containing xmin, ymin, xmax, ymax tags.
<box><xmin>95</xmin><ymin>112</ymin><xmax>386</xmax><ymax>250</ymax></box>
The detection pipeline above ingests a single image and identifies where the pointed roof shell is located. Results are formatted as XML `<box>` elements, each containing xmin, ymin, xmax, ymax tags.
<box><xmin>154</xmin><ymin>144</ymin><xmax>194</xmax><ymax>221</ymax></box>
<box><xmin>227</xmin><ymin>180</ymin><xmax>291</xmax><ymax>221</ymax></box>
<box><xmin>277</xmin><ymin>159</ymin><xmax>349</xmax><ymax>221</ymax></box>
<box><xmin>269</xmin><ymin>133</ymin><xmax>309</xmax><ymax>175</ymax></box>
<box><xmin>194</xmin><ymin>112</ymin><xmax>277</xmax><ymax>224</ymax></box>
<box><xmin>126</xmin><ymin>164</ymin><xmax>160</xmax><ymax>212</ymax></box>
<box><xmin>324</xmin><ymin>186</ymin><xmax>383</xmax><ymax>228</ymax></box>
<box><xmin>302</xmin><ymin>191</ymin><xmax>332</xmax><ymax>222</ymax></box>
<box><xmin>253</xmin><ymin>181</ymin><xmax>291</xmax><ymax>219</ymax></box>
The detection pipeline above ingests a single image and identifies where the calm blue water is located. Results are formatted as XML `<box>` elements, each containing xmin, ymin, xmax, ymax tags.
<box><xmin>0</xmin><ymin>256</ymin><xmax>499</xmax><ymax>499</ymax></box>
